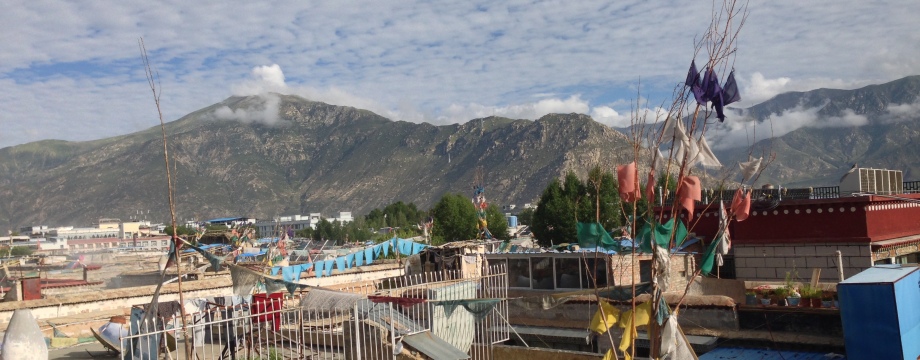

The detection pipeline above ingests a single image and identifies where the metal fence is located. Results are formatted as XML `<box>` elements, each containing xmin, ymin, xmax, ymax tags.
<box><xmin>118</xmin><ymin>263</ymin><xmax>509</xmax><ymax>360</ymax></box>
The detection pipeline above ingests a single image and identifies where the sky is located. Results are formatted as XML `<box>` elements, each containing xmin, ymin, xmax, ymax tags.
<box><xmin>1</xmin><ymin>1</ymin><xmax>919</xmax><ymax>149</ymax></box>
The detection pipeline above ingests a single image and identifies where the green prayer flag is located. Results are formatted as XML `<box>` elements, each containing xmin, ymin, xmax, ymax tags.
<box><xmin>577</xmin><ymin>222</ymin><xmax>618</xmax><ymax>249</ymax></box>
<box><xmin>637</xmin><ymin>218</ymin><xmax>688</xmax><ymax>253</ymax></box>
<box><xmin>700</xmin><ymin>233</ymin><xmax>723</xmax><ymax>276</ymax></box>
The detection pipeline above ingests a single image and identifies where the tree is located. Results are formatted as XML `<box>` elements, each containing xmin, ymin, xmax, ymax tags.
<box><xmin>164</xmin><ymin>225</ymin><xmax>196</xmax><ymax>236</ymax></box>
<box><xmin>10</xmin><ymin>246</ymin><xmax>33</xmax><ymax>256</ymax></box>
<box><xmin>485</xmin><ymin>204</ymin><xmax>510</xmax><ymax>240</ymax></box>
<box><xmin>430</xmin><ymin>193</ymin><xmax>477</xmax><ymax>243</ymax></box>
<box><xmin>532</xmin><ymin>179</ymin><xmax>576</xmax><ymax>247</ymax></box>
<box><xmin>517</xmin><ymin>208</ymin><xmax>534</xmax><ymax>226</ymax></box>
<box><xmin>532</xmin><ymin>167</ymin><xmax>623</xmax><ymax>247</ymax></box>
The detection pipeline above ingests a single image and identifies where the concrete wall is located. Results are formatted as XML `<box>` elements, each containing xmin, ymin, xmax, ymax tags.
<box><xmin>733</xmin><ymin>243</ymin><xmax>871</xmax><ymax>281</ymax></box>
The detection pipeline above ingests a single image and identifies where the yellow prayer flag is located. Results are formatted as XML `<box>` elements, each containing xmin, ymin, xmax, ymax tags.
<box><xmin>589</xmin><ymin>300</ymin><xmax>620</xmax><ymax>334</ymax></box>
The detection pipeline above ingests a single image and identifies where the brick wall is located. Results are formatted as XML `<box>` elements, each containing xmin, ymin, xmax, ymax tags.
<box><xmin>733</xmin><ymin>243</ymin><xmax>871</xmax><ymax>281</ymax></box>
<box><xmin>609</xmin><ymin>254</ymin><xmax>697</xmax><ymax>292</ymax></box>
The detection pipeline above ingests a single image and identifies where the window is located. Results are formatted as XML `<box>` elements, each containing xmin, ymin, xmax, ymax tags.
<box><xmin>581</xmin><ymin>258</ymin><xmax>609</xmax><ymax>288</ymax></box>
<box><xmin>555</xmin><ymin>258</ymin><xmax>581</xmax><ymax>289</ymax></box>
<box><xmin>530</xmin><ymin>257</ymin><xmax>554</xmax><ymax>289</ymax></box>
<box><xmin>508</xmin><ymin>259</ymin><xmax>531</xmax><ymax>288</ymax></box>
<box><xmin>639</xmin><ymin>260</ymin><xmax>652</xmax><ymax>283</ymax></box>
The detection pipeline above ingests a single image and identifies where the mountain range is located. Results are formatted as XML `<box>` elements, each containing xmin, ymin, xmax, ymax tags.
<box><xmin>1</xmin><ymin>76</ymin><xmax>919</xmax><ymax>227</ymax></box>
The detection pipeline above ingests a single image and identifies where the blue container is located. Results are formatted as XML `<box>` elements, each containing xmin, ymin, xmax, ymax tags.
<box><xmin>838</xmin><ymin>265</ymin><xmax>920</xmax><ymax>360</ymax></box>
<box><xmin>507</xmin><ymin>216</ymin><xmax>518</xmax><ymax>228</ymax></box>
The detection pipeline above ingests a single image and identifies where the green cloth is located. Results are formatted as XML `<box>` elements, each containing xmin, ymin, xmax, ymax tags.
<box><xmin>637</xmin><ymin>218</ymin><xmax>688</xmax><ymax>253</ymax></box>
<box><xmin>700</xmin><ymin>233</ymin><xmax>723</xmax><ymax>276</ymax></box>
<box><xmin>577</xmin><ymin>222</ymin><xmax>618</xmax><ymax>249</ymax></box>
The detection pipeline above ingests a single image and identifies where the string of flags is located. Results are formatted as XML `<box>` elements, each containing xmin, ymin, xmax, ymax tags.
<box><xmin>269</xmin><ymin>237</ymin><xmax>428</xmax><ymax>281</ymax></box>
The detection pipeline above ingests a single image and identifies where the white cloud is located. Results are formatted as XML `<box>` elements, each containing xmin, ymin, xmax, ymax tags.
<box><xmin>213</xmin><ymin>93</ymin><xmax>282</xmax><ymax>125</ymax></box>
<box><xmin>706</xmin><ymin>105</ymin><xmax>869</xmax><ymax>150</ymax></box>
<box><xmin>882</xmin><ymin>99</ymin><xmax>920</xmax><ymax>123</ymax></box>
<box><xmin>2</xmin><ymin>0</ymin><xmax>920</xmax><ymax>148</ymax></box>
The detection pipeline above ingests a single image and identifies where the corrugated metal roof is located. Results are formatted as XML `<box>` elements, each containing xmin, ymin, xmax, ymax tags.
<box><xmin>402</xmin><ymin>331</ymin><xmax>470</xmax><ymax>360</ymax></box>
<box><xmin>840</xmin><ymin>264</ymin><xmax>918</xmax><ymax>284</ymax></box>
<box><xmin>699</xmin><ymin>347</ymin><xmax>846</xmax><ymax>360</ymax></box>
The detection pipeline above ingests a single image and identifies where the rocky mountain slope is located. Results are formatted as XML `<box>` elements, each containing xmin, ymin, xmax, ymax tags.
<box><xmin>0</xmin><ymin>95</ymin><xmax>633</xmax><ymax>226</ymax></box>
<box><xmin>713</xmin><ymin>75</ymin><xmax>920</xmax><ymax>186</ymax></box>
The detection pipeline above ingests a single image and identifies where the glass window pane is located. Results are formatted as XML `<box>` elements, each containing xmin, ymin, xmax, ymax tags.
<box><xmin>531</xmin><ymin>257</ymin><xmax>554</xmax><ymax>289</ymax></box>
<box><xmin>581</xmin><ymin>258</ymin><xmax>609</xmax><ymax>288</ymax></box>
<box><xmin>555</xmin><ymin>258</ymin><xmax>581</xmax><ymax>289</ymax></box>
<box><xmin>508</xmin><ymin>259</ymin><xmax>531</xmax><ymax>288</ymax></box>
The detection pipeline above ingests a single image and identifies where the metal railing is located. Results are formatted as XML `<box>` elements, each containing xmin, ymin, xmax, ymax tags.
<box><xmin>117</xmin><ymin>263</ymin><xmax>509</xmax><ymax>360</ymax></box>
<box><xmin>660</xmin><ymin>186</ymin><xmax>846</xmax><ymax>206</ymax></box>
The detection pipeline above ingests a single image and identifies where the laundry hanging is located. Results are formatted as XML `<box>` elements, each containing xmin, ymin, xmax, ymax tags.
<box><xmin>437</xmin><ymin>299</ymin><xmax>502</xmax><ymax>321</ymax></box>
<box><xmin>367</xmin><ymin>295</ymin><xmax>427</xmax><ymax>307</ymax></box>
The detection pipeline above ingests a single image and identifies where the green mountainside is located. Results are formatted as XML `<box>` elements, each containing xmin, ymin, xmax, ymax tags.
<box><xmin>0</xmin><ymin>94</ymin><xmax>633</xmax><ymax>226</ymax></box>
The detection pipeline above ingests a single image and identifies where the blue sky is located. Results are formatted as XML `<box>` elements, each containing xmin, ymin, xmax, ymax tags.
<box><xmin>1</xmin><ymin>0</ymin><xmax>919</xmax><ymax>149</ymax></box>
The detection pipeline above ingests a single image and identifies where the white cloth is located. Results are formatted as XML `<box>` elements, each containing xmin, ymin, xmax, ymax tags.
<box><xmin>739</xmin><ymin>156</ymin><xmax>763</xmax><ymax>182</ymax></box>
<box><xmin>696</xmin><ymin>136</ymin><xmax>722</xmax><ymax>168</ymax></box>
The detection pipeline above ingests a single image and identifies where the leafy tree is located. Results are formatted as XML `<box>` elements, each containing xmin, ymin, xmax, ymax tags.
<box><xmin>164</xmin><ymin>225</ymin><xmax>196</xmax><ymax>236</ymax></box>
<box><xmin>430</xmin><ymin>193</ymin><xmax>477</xmax><ymax>243</ymax></box>
<box><xmin>516</xmin><ymin>208</ymin><xmax>534</xmax><ymax>226</ymax></box>
<box><xmin>485</xmin><ymin>204</ymin><xmax>510</xmax><ymax>240</ymax></box>
<box><xmin>10</xmin><ymin>246</ymin><xmax>33</xmax><ymax>256</ymax></box>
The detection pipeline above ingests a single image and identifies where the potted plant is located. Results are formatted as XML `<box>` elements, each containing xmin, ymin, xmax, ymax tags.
<box><xmin>785</xmin><ymin>287</ymin><xmax>801</xmax><ymax>307</ymax></box>
<box><xmin>821</xmin><ymin>291</ymin><xmax>834</xmax><ymax>308</ymax></box>
<box><xmin>799</xmin><ymin>284</ymin><xmax>816</xmax><ymax>308</ymax></box>
<box><xmin>745</xmin><ymin>290</ymin><xmax>757</xmax><ymax>305</ymax></box>
<box><xmin>773</xmin><ymin>287</ymin><xmax>790</xmax><ymax>306</ymax></box>
<box><xmin>757</xmin><ymin>286</ymin><xmax>772</xmax><ymax>306</ymax></box>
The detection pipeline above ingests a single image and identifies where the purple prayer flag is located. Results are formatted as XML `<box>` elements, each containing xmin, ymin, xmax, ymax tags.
<box><xmin>722</xmin><ymin>70</ymin><xmax>741</xmax><ymax>106</ymax></box>
<box><xmin>685</xmin><ymin>60</ymin><xmax>701</xmax><ymax>87</ymax></box>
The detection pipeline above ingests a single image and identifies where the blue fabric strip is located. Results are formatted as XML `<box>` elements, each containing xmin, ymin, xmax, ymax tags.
<box><xmin>364</xmin><ymin>248</ymin><xmax>374</xmax><ymax>265</ymax></box>
<box><xmin>281</xmin><ymin>266</ymin><xmax>296</xmax><ymax>282</ymax></box>
<box><xmin>324</xmin><ymin>260</ymin><xmax>334</xmax><ymax>276</ymax></box>
<box><xmin>315</xmin><ymin>261</ymin><xmax>325</xmax><ymax>278</ymax></box>
<box><xmin>336</xmin><ymin>257</ymin><xmax>346</xmax><ymax>271</ymax></box>
<box><xmin>271</xmin><ymin>266</ymin><xmax>281</xmax><ymax>276</ymax></box>
<box><xmin>345</xmin><ymin>254</ymin><xmax>355</xmax><ymax>268</ymax></box>
<box><xmin>356</xmin><ymin>251</ymin><xmax>364</xmax><ymax>266</ymax></box>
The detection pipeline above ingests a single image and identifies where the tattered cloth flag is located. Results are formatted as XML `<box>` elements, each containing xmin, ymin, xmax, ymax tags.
<box><xmin>678</xmin><ymin>176</ymin><xmax>702</xmax><ymax>221</ymax></box>
<box><xmin>739</xmin><ymin>156</ymin><xmax>762</xmax><ymax>182</ymax></box>
<box><xmin>731</xmin><ymin>187</ymin><xmax>752</xmax><ymax>222</ymax></box>
<box><xmin>617</xmin><ymin>162</ymin><xmax>640</xmax><ymax>203</ymax></box>
<box><xmin>576</xmin><ymin>222</ymin><xmax>618</xmax><ymax>250</ymax></box>
<box><xmin>685</xmin><ymin>60</ymin><xmax>742</xmax><ymax>122</ymax></box>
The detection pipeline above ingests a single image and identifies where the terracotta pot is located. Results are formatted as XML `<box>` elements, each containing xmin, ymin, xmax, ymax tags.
<box><xmin>810</xmin><ymin>298</ymin><xmax>822</xmax><ymax>307</ymax></box>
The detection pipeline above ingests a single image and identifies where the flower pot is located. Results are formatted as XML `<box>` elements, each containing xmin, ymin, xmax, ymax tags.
<box><xmin>833</xmin><ymin>300</ymin><xmax>839</xmax><ymax>308</ymax></box>
<box><xmin>745</xmin><ymin>294</ymin><xmax>757</xmax><ymax>305</ymax></box>
<box><xmin>786</xmin><ymin>297</ymin><xmax>801</xmax><ymax>307</ymax></box>
<box><xmin>760</xmin><ymin>298</ymin><xmax>771</xmax><ymax>305</ymax></box>
<box><xmin>821</xmin><ymin>300</ymin><xmax>833</xmax><ymax>308</ymax></box>
<box><xmin>810</xmin><ymin>298</ymin><xmax>822</xmax><ymax>307</ymax></box>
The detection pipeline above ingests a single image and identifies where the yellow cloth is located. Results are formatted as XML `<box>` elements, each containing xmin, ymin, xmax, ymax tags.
<box><xmin>618</xmin><ymin>302</ymin><xmax>652</xmax><ymax>360</ymax></box>
<box><xmin>602</xmin><ymin>348</ymin><xmax>617</xmax><ymax>360</ymax></box>
<box><xmin>589</xmin><ymin>300</ymin><xmax>620</xmax><ymax>334</ymax></box>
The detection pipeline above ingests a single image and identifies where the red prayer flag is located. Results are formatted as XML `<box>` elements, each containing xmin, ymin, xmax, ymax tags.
<box><xmin>617</xmin><ymin>162</ymin><xmax>640</xmax><ymax>203</ymax></box>
<box><xmin>678</xmin><ymin>176</ymin><xmax>701</xmax><ymax>221</ymax></box>
<box><xmin>732</xmin><ymin>188</ymin><xmax>751</xmax><ymax>221</ymax></box>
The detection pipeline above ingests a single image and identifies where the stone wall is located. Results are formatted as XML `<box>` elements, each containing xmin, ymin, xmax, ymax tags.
<box><xmin>609</xmin><ymin>253</ymin><xmax>697</xmax><ymax>292</ymax></box>
<box><xmin>733</xmin><ymin>243</ymin><xmax>872</xmax><ymax>281</ymax></box>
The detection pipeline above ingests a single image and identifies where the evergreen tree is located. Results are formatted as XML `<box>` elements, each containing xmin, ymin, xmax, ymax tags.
<box><xmin>532</xmin><ymin>179</ymin><xmax>576</xmax><ymax>247</ymax></box>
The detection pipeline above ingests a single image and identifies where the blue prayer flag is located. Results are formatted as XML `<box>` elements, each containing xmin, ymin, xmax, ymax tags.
<box><xmin>355</xmin><ymin>251</ymin><xmax>365</xmax><ymax>266</ymax></box>
<box><xmin>271</xmin><ymin>266</ymin><xmax>281</xmax><ymax>276</ymax></box>
<box><xmin>365</xmin><ymin>248</ymin><xmax>374</xmax><ymax>265</ymax></box>
<box><xmin>315</xmin><ymin>261</ymin><xmax>325</xmax><ymax>279</ymax></box>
